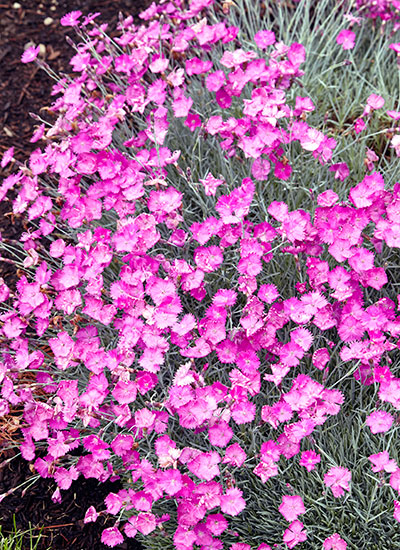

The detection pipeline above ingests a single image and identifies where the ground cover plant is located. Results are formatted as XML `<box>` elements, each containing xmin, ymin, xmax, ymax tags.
<box><xmin>1</xmin><ymin>0</ymin><xmax>400</xmax><ymax>548</ymax></box>
<box><xmin>0</xmin><ymin>517</ymin><xmax>45</xmax><ymax>550</ymax></box>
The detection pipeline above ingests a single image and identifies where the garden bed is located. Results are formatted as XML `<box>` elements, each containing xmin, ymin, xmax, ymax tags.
<box><xmin>0</xmin><ymin>2</ymin><xmax>148</xmax><ymax>548</ymax></box>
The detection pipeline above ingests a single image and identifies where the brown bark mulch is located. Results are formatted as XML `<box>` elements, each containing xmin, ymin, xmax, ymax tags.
<box><xmin>0</xmin><ymin>1</ymin><xmax>151</xmax><ymax>548</ymax></box>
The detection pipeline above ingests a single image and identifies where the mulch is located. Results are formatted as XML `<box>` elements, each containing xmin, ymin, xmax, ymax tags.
<box><xmin>0</xmin><ymin>1</ymin><xmax>151</xmax><ymax>548</ymax></box>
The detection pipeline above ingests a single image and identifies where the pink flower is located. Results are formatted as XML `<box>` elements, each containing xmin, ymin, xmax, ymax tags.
<box><xmin>60</xmin><ymin>10</ymin><xmax>82</xmax><ymax>27</ymax></box>
<box><xmin>135</xmin><ymin>408</ymin><xmax>156</xmax><ymax>429</ymax></box>
<box><xmin>282</xmin><ymin>520</ymin><xmax>307</xmax><ymax>548</ymax></box>
<box><xmin>136</xmin><ymin>512</ymin><xmax>156</xmax><ymax>535</ymax></box>
<box><xmin>187</xmin><ymin>451</ymin><xmax>221</xmax><ymax>481</ymax></box>
<box><xmin>366</xmin><ymin>410</ymin><xmax>394</xmax><ymax>434</ymax></box>
<box><xmin>223</xmin><ymin>443</ymin><xmax>247</xmax><ymax>467</ymax></box>
<box><xmin>101</xmin><ymin>526</ymin><xmax>124</xmax><ymax>547</ymax></box>
<box><xmin>220</xmin><ymin>487</ymin><xmax>246</xmax><ymax>516</ymax></box>
<box><xmin>49</xmin><ymin>331</ymin><xmax>74</xmax><ymax>358</ymax></box>
<box><xmin>367</xmin><ymin>94</ymin><xmax>385</xmax><ymax>110</ymax></box>
<box><xmin>149</xmin><ymin>55</ymin><xmax>169</xmax><ymax>73</ymax></box>
<box><xmin>84</xmin><ymin>506</ymin><xmax>98</xmax><ymax>524</ymax></box>
<box><xmin>288</xmin><ymin>43</ymin><xmax>306</xmax><ymax>66</ymax></box>
<box><xmin>254</xmin><ymin>30</ymin><xmax>276</xmax><ymax>49</ymax></box>
<box><xmin>231</xmin><ymin>545</ymin><xmax>250</xmax><ymax>550</ymax></box>
<box><xmin>258</xmin><ymin>283</ymin><xmax>279</xmax><ymax>304</ymax></box>
<box><xmin>279</xmin><ymin>495</ymin><xmax>305</xmax><ymax>522</ymax></box>
<box><xmin>329</xmin><ymin>163</ymin><xmax>349</xmax><ymax>182</ymax></box>
<box><xmin>336</xmin><ymin>29</ymin><xmax>356</xmax><ymax>50</ymax></box>
<box><xmin>206</xmin><ymin>70</ymin><xmax>226</xmax><ymax>92</ymax></box>
<box><xmin>348</xmin><ymin>247</ymin><xmax>375</xmax><ymax>273</ymax></box>
<box><xmin>368</xmin><ymin>451</ymin><xmax>398</xmax><ymax>473</ymax></box>
<box><xmin>301</xmin><ymin>128</ymin><xmax>325</xmax><ymax>152</ymax></box>
<box><xmin>158</xmin><ymin>469</ymin><xmax>183</xmax><ymax>496</ymax></box>
<box><xmin>323</xmin><ymin>533</ymin><xmax>347</xmax><ymax>550</ymax></box>
<box><xmin>205</xmin><ymin>513</ymin><xmax>228</xmax><ymax>535</ymax></box>
<box><xmin>1</xmin><ymin>147</ymin><xmax>14</xmax><ymax>168</ymax></box>
<box><xmin>354</xmin><ymin>117</ymin><xmax>366</xmax><ymax>134</ymax></box>
<box><xmin>174</xmin><ymin>526</ymin><xmax>197</xmax><ymax>550</ymax></box>
<box><xmin>21</xmin><ymin>45</ymin><xmax>40</xmax><ymax>63</ymax></box>
<box><xmin>390</xmin><ymin>43</ymin><xmax>400</xmax><ymax>54</ymax></box>
<box><xmin>200</xmin><ymin>174</ymin><xmax>225</xmax><ymax>196</ymax></box>
<box><xmin>194</xmin><ymin>246</ymin><xmax>224</xmax><ymax>273</ymax></box>
<box><xmin>390</xmin><ymin>469</ymin><xmax>400</xmax><ymax>493</ymax></box>
<box><xmin>112</xmin><ymin>380</ymin><xmax>138</xmax><ymax>405</ymax></box>
<box><xmin>394</xmin><ymin>500</ymin><xmax>400</xmax><ymax>523</ymax></box>
<box><xmin>172</xmin><ymin>89</ymin><xmax>193</xmax><ymax>118</ymax></box>
<box><xmin>317</xmin><ymin>190</ymin><xmax>339</xmax><ymax>207</ymax></box>
<box><xmin>231</xmin><ymin>400</ymin><xmax>256</xmax><ymax>424</ymax></box>
<box><xmin>324</xmin><ymin>467</ymin><xmax>351</xmax><ymax>498</ymax></box>
<box><xmin>185</xmin><ymin>57</ymin><xmax>213</xmax><ymax>75</ymax></box>
<box><xmin>312</xmin><ymin>348</ymin><xmax>330</xmax><ymax>371</ymax></box>
<box><xmin>299</xmin><ymin>450</ymin><xmax>321</xmax><ymax>472</ymax></box>
<box><xmin>209</xmin><ymin>420</ymin><xmax>233</xmax><ymax>447</ymax></box>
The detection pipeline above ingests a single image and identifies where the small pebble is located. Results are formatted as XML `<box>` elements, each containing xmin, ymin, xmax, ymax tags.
<box><xmin>4</xmin><ymin>127</ymin><xmax>14</xmax><ymax>138</ymax></box>
<box><xmin>12</xmin><ymin>2</ymin><xmax>21</xmax><ymax>8</ymax></box>
<box><xmin>50</xmin><ymin>5</ymin><xmax>56</xmax><ymax>10</ymax></box>
<box><xmin>38</xmin><ymin>43</ymin><xmax>46</xmax><ymax>56</ymax></box>
<box><xmin>43</xmin><ymin>17</ymin><xmax>54</xmax><ymax>25</ymax></box>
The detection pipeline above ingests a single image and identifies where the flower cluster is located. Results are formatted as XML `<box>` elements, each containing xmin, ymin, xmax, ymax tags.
<box><xmin>2</xmin><ymin>1</ymin><xmax>400</xmax><ymax>549</ymax></box>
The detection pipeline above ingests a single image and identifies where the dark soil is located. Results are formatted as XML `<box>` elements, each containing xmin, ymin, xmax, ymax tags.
<box><xmin>0</xmin><ymin>1</ymin><xmax>150</xmax><ymax>548</ymax></box>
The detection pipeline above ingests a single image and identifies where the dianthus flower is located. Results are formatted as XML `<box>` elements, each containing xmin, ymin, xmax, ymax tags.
<box><xmin>220</xmin><ymin>487</ymin><xmax>246</xmax><ymax>516</ymax></box>
<box><xmin>101</xmin><ymin>526</ymin><xmax>124</xmax><ymax>547</ymax></box>
<box><xmin>366</xmin><ymin>410</ymin><xmax>394</xmax><ymax>434</ymax></box>
<box><xmin>299</xmin><ymin>450</ymin><xmax>321</xmax><ymax>472</ymax></box>
<box><xmin>336</xmin><ymin>29</ymin><xmax>356</xmax><ymax>50</ymax></box>
<box><xmin>60</xmin><ymin>10</ymin><xmax>82</xmax><ymax>27</ymax></box>
<box><xmin>323</xmin><ymin>533</ymin><xmax>347</xmax><ymax>550</ymax></box>
<box><xmin>279</xmin><ymin>495</ymin><xmax>306</xmax><ymax>522</ymax></box>
<box><xmin>282</xmin><ymin>520</ymin><xmax>307</xmax><ymax>548</ymax></box>
<box><xmin>394</xmin><ymin>500</ymin><xmax>400</xmax><ymax>523</ymax></box>
<box><xmin>324</xmin><ymin>466</ymin><xmax>351</xmax><ymax>498</ymax></box>
<box><xmin>368</xmin><ymin>451</ymin><xmax>397</xmax><ymax>473</ymax></box>
<box><xmin>21</xmin><ymin>45</ymin><xmax>40</xmax><ymax>63</ymax></box>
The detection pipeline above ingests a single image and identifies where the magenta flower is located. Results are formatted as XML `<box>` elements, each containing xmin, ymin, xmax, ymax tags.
<box><xmin>282</xmin><ymin>520</ymin><xmax>307</xmax><ymax>548</ymax></box>
<box><xmin>220</xmin><ymin>487</ymin><xmax>246</xmax><ymax>516</ymax></box>
<box><xmin>21</xmin><ymin>45</ymin><xmax>40</xmax><ymax>63</ymax></box>
<box><xmin>208</xmin><ymin>420</ymin><xmax>233</xmax><ymax>447</ymax></box>
<box><xmin>367</xmin><ymin>93</ymin><xmax>385</xmax><ymax>110</ymax></box>
<box><xmin>136</xmin><ymin>512</ymin><xmax>156</xmax><ymax>535</ymax></box>
<box><xmin>223</xmin><ymin>443</ymin><xmax>247</xmax><ymax>467</ymax></box>
<box><xmin>205</xmin><ymin>513</ymin><xmax>228</xmax><ymax>536</ymax></box>
<box><xmin>279</xmin><ymin>495</ymin><xmax>306</xmax><ymax>522</ymax></box>
<box><xmin>368</xmin><ymin>451</ymin><xmax>397</xmax><ymax>473</ymax></box>
<box><xmin>324</xmin><ymin>466</ymin><xmax>351</xmax><ymax>498</ymax></box>
<box><xmin>354</xmin><ymin>117</ymin><xmax>366</xmax><ymax>133</ymax></box>
<box><xmin>366</xmin><ymin>410</ymin><xmax>394</xmax><ymax>434</ymax></box>
<box><xmin>206</xmin><ymin>70</ymin><xmax>226</xmax><ymax>92</ymax></box>
<box><xmin>60</xmin><ymin>10</ymin><xmax>82</xmax><ymax>27</ymax></box>
<box><xmin>323</xmin><ymin>533</ymin><xmax>347</xmax><ymax>549</ymax></box>
<box><xmin>199</xmin><ymin>173</ymin><xmax>225</xmax><ymax>196</ymax></box>
<box><xmin>299</xmin><ymin>450</ymin><xmax>321</xmax><ymax>472</ymax></box>
<box><xmin>390</xmin><ymin>469</ymin><xmax>400</xmax><ymax>493</ymax></box>
<box><xmin>254</xmin><ymin>30</ymin><xmax>276</xmax><ymax>49</ymax></box>
<box><xmin>194</xmin><ymin>245</ymin><xmax>223</xmax><ymax>272</ymax></box>
<box><xmin>101</xmin><ymin>526</ymin><xmax>124</xmax><ymax>548</ymax></box>
<box><xmin>84</xmin><ymin>506</ymin><xmax>98</xmax><ymax>524</ymax></box>
<box><xmin>336</xmin><ymin>29</ymin><xmax>356</xmax><ymax>50</ymax></box>
<box><xmin>312</xmin><ymin>348</ymin><xmax>330</xmax><ymax>371</ymax></box>
<box><xmin>394</xmin><ymin>501</ymin><xmax>400</xmax><ymax>523</ymax></box>
<box><xmin>1</xmin><ymin>147</ymin><xmax>14</xmax><ymax>168</ymax></box>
